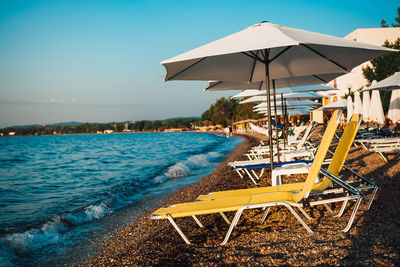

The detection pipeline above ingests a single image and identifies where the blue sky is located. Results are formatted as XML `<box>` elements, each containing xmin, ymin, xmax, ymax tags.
<box><xmin>0</xmin><ymin>0</ymin><xmax>399</xmax><ymax>127</ymax></box>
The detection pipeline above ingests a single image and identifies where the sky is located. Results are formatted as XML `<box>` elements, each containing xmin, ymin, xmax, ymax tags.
<box><xmin>0</xmin><ymin>0</ymin><xmax>399</xmax><ymax>128</ymax></box>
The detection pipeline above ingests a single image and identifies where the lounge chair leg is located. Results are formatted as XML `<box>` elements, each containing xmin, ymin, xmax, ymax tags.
<box><xmin>219</xmin><ymin>212</ymin><xmax>231</xmax><ymax>225</ymax></box>
<box><xmin>251</xmin><ymin>170</ymin><xmax>260</xmax><ymax>180</ymax></box>
<box><xmin>297</xmin><ymin>206</ymin><xmax>313</xmax><ymax>220</ymax></box>
<box><xmin>378</xmin><ymin>152</ymin><xmax>388</xmax><ymax>162</ymax></box>
<box><xmin>323</xmin><ymin>203</ymin><xmax>334</xmax><ymax>214</ymax></box>
<box><xmin>244</xmin><ymin>169</ymin><xmax>258</xmax><ymax>185</ymax></box>
<box><xmin>285</xmin><ymin>204</ymin><xmax>313</xmax><ymax>234</ymax></box>
<box><xmin>166</xmin><ymin>214</ymin><xmax>191</xmax><ymax>245</ymax></box>
<box><xmin>259</xmin><ymin>168</ymin><xmax>265</xmax><ymax>177</ymax></box>
<box><xmin>366</xmin><ymin>186</ymin><xmax>378</xmax><ymax>211</ymax></box>
<box><xmin>235</xmin><ymin>169</ymin><xmax>244</xmax><ymax>179</ymax></box>
<box><xmin>260</xmin><ymin>207</ymin><xmax>271</xmax><ymax>224</ymax></box>
<box><xmin>361</xmin><ymin>142</ymin><xmax>368</xmax><ymax>150</ymax></box>
<box><xmin>334</xmin><ymin>199</ymin><xmax>348</xmax><ymax>218</ymax></box>
<box><xmin>221</xmin><ymin>208</ymin><xmax>244</xmax><ymax>245</ymax></box>
<box><xmin>192</xmin><ymin>215</ymin><xmax>204</xmax><ymax>228</ymax></box>
<box><xmin>342</xmin><ymin>198</ymin><xmax>362</xmax><ymax>233</ymax></box>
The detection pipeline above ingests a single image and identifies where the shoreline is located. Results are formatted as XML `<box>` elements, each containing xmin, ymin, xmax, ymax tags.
<box><xmin>83</xmin><ymin>130</ymin><xmax>400</xmax><ymax>266</ymax></box>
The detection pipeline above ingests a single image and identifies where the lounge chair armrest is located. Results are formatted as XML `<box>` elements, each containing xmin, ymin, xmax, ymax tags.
<box><xmin>320</xmin><ymin>168</ymin><xmax>368</xmax><ymax>201</ymax></box>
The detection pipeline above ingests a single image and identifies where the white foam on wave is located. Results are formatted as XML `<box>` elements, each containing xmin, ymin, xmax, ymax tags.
<box><xmin>163</xmin><ymin>151</ymin><xmax>223</xmax><ymax>179</ymax></box>
<box><xmin>0</xmin><ymin>202</ymin><xmax>111</xmax><ymax>265</ymax></box>
<box><xmin>0</xmin><ymin>215</ymin><xmax>66</xmax><ymax>261</ymax></box>
<box><xmin>165</xmin><ymin>162</ymin><xmax>190</xmax><ymax>178</ymax></box>
<box><xmin>84</xmin><ymin>203</ymin><xmax>110</xmax><ymax>220</ymax></box>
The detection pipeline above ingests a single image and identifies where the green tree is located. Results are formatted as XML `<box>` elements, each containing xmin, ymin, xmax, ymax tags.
<box><xmin>362</xmin><ymin>7</ymin><xmax>400</xmax><ymax>112</ymax></box>
<box><xmin>362</xmin><ymin>39</ymin><xmax>400</xmax><ymax>113</ymax></box>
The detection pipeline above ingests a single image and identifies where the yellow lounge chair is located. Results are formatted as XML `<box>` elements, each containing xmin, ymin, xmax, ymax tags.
<box><xmin>198</xmin><ymin>113</ymin><xmax>365</xmax><ymax>201</ymax></box>
<box><xmin>151</xmin><ymin>110</ymin><xmax>341</xmax><ymax>245</ymax></box>
<box><xmin>197</xmin><ymin>113</ymin><xmax>377</xmax><ymax>231</ymax></box>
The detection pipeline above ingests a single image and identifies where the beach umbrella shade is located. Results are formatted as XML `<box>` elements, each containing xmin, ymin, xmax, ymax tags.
<box><xmin>316</xmin><ymin>98</ymin><xmax>348</xmax><ymax>110</ymax></box>
<box><xmin>362</xmin><ymin>72</ymin><xmax>400</xmax><ymax>91</ymax></box>
<box><xmin>161</xmin><ymin>21</ymin><xmax>395</xmax><ymax>169</ymax></box>
<box><xmin>362</xmin><ymin>91</ymin><xmax>371</xmax><ymax>123</ymax></box>
<box><xmin>370</xmin><ymin>90</ymin><xmax>385</xmax><ymax>125</ymax></box>
<box><xmin>254</xmin><ymin>99</ymin><xmax>320</xmax><ymax>109</ymax></box>
<box><xmin>388</xmin><ymin>89</ymin><xmax>400</xmax><ymax>123</ymax></box>
<box><xmin>240</xmin><ymin>92</ymin><xmax>323</xmax><ymax>104</ymax></box>
<box><xmin>256</xmin><ymin>108</ymin><xmax>311</xmax><ymax>115</ymax></box>
<box><xmin>206</xmin><ymin>74</ymin><xmax>344</xmax><ymax>92</ymax></box>
<box><xmin>354</xmin><ymin>91</ymin><xmax>362</xmax><ymax>114</ymax></box>
<box><xmin>230</xmin><ymin>85</ymin><xmax>338</xmax><ymax>98</ymax></box>
<box><xmin>347</xmin><ymin>96</ymin><xmax>354</xmax><ymax>124</ymax></box>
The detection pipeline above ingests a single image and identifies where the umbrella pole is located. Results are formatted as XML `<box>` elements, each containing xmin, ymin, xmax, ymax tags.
<box><xmin>281</xmin><ymin>93</ymin><xmax>286</xmax><ymax>150</ymax></box>
<box><xmin>272</xmin><ymin>80</ymin><xmax>280</xmax><ymax>162</ymax></box>
<box><xmin>285</xmin><ymin>98</ymin><xmax>288</xmax><ymax>147</ymax></box>
<box><xmin>264</xmin><ymin>49</ymin><xmax>274</xmax><ymax>170</ymax></box>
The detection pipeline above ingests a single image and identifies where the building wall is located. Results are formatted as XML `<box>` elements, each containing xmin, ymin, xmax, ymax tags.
<box><xmin>328</xmin><ymin>27</ymin><xmax>400</xmax><ymax>96</ymax></box>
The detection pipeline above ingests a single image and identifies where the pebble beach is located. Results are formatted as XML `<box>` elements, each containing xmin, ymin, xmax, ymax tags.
<box><xmin>84</xmin><ymin>129</ymin><xmax>400</xmax><ymax>266</ymax></box>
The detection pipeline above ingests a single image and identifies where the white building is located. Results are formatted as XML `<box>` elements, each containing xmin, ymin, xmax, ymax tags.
<box><xmin>328</xmin><ymin>27</ymin><xmax>400</xmax><ymax>96</ymax></box>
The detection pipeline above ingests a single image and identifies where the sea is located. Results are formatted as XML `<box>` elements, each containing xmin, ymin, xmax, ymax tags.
<box><xmin>0</xmin><ymin>132</ymin><xmax>243</xmax><ymax>266</ymax></box>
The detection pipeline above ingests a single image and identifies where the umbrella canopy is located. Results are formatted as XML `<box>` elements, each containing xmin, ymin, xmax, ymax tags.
<box><xmin>317</xmin><ymin>98</ymin><xmax>347</xmax><ymax>110</ymax></box>
<box><xmin>240</xmin><ymin>92</ymin><xmax>322</xmax><ymax>104</ymax></box>
<box><xmin>161</xmin><ymin>21</ymin><xmax>395</xmax><ymax>169</ymax></box>
<box><xmin>162</xmin><ymin>22</ymin><xmax>394</xmax><ymax>82</ymax></box>
<box><xmin>229</xmin><ymin>85</ymin><xmax>337</xmax><ymax>98</ymax></box>
<box><xmin>370</xmin><ymin>90</ymin><xmax>385</xmax><ymax>125</ymax></box>
<box><xmin>362</xmin><ymin>91</ymin><xmax>371</xmax><ymax>123</ymax></box>
<box><xmin>206</xmin><ymin>75</ymin><xmax>344</xmax><ymax>91</ymax></box>
<box><xmin>254</xmin><ymin>100</ymin><xmax>319</xmax><ymax>109</ymax></box>
<box><xmin>347</xmin><ymin>96</ymin><xmax>354</xmax><ymax>124</ymax></box>
<box><xmin>362</xmin><ymin>72</ymin><xmax>400</xmax><ymax>91</ymax></box>
<box><xmin>254</xmin><ymin>105</ymin><xmax>312</xmax><ymax>112</ymax></box>
<box><xmin>354</xmin><ymin>91</ymin><xmax>362</xmax><ymax>114</ymax></box>
<box><xmin>256</xmin><ymin>108</ymin><xmax>310</xmax><ymax>115</ymax></box>
<box><xmin>388</xmin><ymin>89</ymin><xmax>400</xmax><ymax>123</ymax></box>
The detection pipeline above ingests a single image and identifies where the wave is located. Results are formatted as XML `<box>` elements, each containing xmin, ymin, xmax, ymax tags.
<box><xmin>0</xmin><ymin>203</ymin><xmax>110</xmax><ymax>265</ymax></box>
<box><xmin>158</xmin><ymin>151</ymin><xmax>222</xmax><ymax>183</ymax></box>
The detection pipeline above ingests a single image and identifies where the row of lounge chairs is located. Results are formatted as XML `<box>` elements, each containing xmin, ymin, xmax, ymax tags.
<box><xmin>230</xmin><ymin>121</ymin><xmax>318</xmax><ymax>185</ymax></box>
<box><xmin>355</xmin><ymin>127</ymin><xmax>400</xmax><ymax>162</ymax></box>
<box><xmin>150</xmin><ymin>110</ymin><xmax>378</xmax><ymax>245</ymax></box>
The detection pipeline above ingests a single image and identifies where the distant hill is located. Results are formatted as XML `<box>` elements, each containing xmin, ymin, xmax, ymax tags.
<box><xmin>9</xmin><ymin>121</ymin><xmax>83</xmax><ymax>128</ymax></box>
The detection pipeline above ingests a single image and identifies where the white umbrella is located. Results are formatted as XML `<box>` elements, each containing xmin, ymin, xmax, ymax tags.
<box><xmin>162</xmin><ymin>21</ymin><xmax>395</xmax><ymax>169</ymax></box>
<box><xmin>240</xmin><ymin>92</ymin><xmax>323</xmax><ymax>104</ymax></box>
<box><xmin>362</xmin><ymin>72</ymin><xmax>400</xmax><ymax>91</ymax></box>
<box><xmin>254</xmin><ymin>100</ymin><xmax>319</xmax><ymax>109</ymax></box>
<box><xmin>230</xmin><ymin>85</ymin><xmax>338</xmax><ymax>98</ymax></box>
<box><xmin>362</xmin><ymin>91</ymin><xmax>371</xmax><ymax>123</ymax></box>
<box><xmin>354</xmin><ymin>91</ymin><xmax>362</xmax><ymax>114</ymax></box>
<box><xmin>254</xmin><ymin>106</ymin><xmax>312</xmax><ymax>112</ymax></box>
<box><xmin>347</xmin><ymin>96</ymin><xmax>354</xmax><ymax>124</ymax></box>
<box><xmin>317</xmin><ymin>98</ymin><xmax>347</xmax><ymax>110</ymax></box>
<box><xmin>370</xmin><ymin>90</ymin><xmax>385</xmax><ymax>125</ymax></box>
<box><xmin>256</xmin><ymin>108</ymin><xmax>310</xmax><ymax>115</ymax></box>
<box><xmin>388</xmin><ymin>89</ymin><xmax>400</xmax><ymax>123</ymax></box>
<box><xmin>162</xmin><ymin>22</ymin><xmax>394</xmax><ymax>82</ymax></box>
<box><xmin>206</xmin><ymin>75</ymin><xmax>344</xmax><ymax>91</ymax></box>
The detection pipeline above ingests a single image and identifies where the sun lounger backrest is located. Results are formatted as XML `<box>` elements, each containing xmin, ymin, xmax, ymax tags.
<box><xmin>293</xmin><ymin>110</ymin><xmax>341</xmax><ymax>202</ymax></box>
<box><xmin>296</xmin><ymin>121</ymin><xmax>316</xmax><ymax>149</ymax></box>
<box><xmin>313</xmin><ymin>113</ymin><xmax>362</xmax><ymax>191</ymax></box>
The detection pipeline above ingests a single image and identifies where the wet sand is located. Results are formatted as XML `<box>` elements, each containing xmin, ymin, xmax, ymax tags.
<box><xmin>84</xmin><ymin>129</ymin><xmax>400</xmax><ymax>266</ymax></box>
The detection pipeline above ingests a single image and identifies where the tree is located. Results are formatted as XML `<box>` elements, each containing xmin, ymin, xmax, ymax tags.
<box><xmin>381</xmin><ymin>7</ymin><xmax>400</xmax><ymax>27</ymax></box>
<box><xmin>362</xmin><ymin>7</ymin><xmax>400</xmax><ymax>112</ymax></box>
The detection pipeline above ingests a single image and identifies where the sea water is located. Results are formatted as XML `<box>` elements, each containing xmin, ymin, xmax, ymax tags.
<box><xmin>0</xmin><ymin>132</ymin><xmax>242</xmax><ymax>266</ymax></box>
